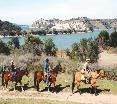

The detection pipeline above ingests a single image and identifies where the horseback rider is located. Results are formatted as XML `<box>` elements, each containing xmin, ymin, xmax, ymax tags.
<box><xmin>83</xmin><ymin>59</ymin><xmax>91</xmax><ymax>72</ymax></box>
<box><xmin>11</xmin><ymin>59</ymin><xmax>15</xmax><ymax>72</ymax></box>
<box><xmin>43</xmin><ymin>58</ymin><xmax>50</xmax><ymax>84</ymax></box>
<box><xmin>81</xmin><ymin>58</ymin><xmax>92</xmax><ymax>83</ymax></box>
<box><xmin>10</xmin><ymin>59</ymin><xmax>17</xmax><ymax>80</ymax></box>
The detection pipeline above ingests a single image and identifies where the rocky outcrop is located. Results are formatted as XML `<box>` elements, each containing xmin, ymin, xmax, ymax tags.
<box><xmin>31</xmin><ymin>17</ymin><xmax>93</xmax><ymax>32</ymax></box>
<box><xmin>31</xmin><ymin>17</ymin><xmax>117</xmax><ymax>33</ymax></box>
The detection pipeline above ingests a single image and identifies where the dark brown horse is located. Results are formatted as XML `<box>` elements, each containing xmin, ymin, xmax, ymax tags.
<box><xmin>34</xmin><ymin>64</ymin><xmax>62</xmax><ymax>92</ymax></box>
<box><xmin>2</xmin><ymin>68</ymin><xmax>29</xmax><ymax>91</ymax></box>
<box><xmin>71</xmin><ymin>69</ymin><xmax>105</xmax><ymax>95</ymax></box>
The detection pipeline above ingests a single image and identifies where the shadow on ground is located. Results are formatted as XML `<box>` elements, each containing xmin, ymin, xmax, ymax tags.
<box><xmin>74</xmin><ymin>87</ymin><xmax>110</xmax><ymax>95</ymax></box>
<box><xmin>41</xmin><ymin>84</ymin><xmax>70</xmax><ymax>93</ymax></box>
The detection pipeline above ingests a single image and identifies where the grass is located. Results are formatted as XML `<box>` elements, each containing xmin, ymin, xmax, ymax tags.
<box><xmin>97</xmin><ymin>79</ymin><xmax>117</xmax><ymax>94</ymax></box>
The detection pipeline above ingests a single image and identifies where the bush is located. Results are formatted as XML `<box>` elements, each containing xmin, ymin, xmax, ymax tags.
<box><xmin>23</xmin><ymin>35</ymin><xmax>43</xmax><ymax>56</ymax></box>
<box><xmin>0</xmin><ymin>40</ymin><xmax>10</xmax><ymax>55</ymax></box>
<box><xmin>71</xmin><ymin>38</ymin><xmax>99</xmax><ymax>62</ymax></box>
<box><xmin>97</xmin><ymin>30</ymin><xmax>110</xmax><ymax>48</ymax></box>
<box><xmin>44</xmin><ymin>38</ymin><xmax>57</xmax><ymax>56</ymax></box>
<box><xmin>110</xmin><ymin>31</ymin><xmax>117</xmax><ymax>47</ymax></box>
<box><xmin>12</xmin><ymin>37</ymin><xmax>20</xmax><ymax>48</ymax></box>
<box><xmin>99</xmin><ymin>30</ymin><xmax>109</xmax><ymax>41</ymax></box>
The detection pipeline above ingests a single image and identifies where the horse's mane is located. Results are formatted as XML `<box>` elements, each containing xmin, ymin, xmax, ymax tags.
<box><xmin>96</xmin><ymin>69</ymin><xmax>101</xmax><ymax>74</ymax></box>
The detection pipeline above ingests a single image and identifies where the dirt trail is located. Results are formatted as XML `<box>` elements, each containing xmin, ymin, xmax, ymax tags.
<box><xmin>0</xmin><ymin>90</ymin><xmax>117</xmax><ymax>104</ymax></box>
<box><xmin>98</xmin><ymin>51</ymin><xmax>117</xmax><ymax>68</ymax></box>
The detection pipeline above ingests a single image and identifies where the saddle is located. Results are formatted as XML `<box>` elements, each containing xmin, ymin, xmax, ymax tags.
<box><xmin>44</xmin><ymin>73</ymin><xmax>51</xmax><ymax>84</ymax></box>
<box><xmin>81</xmin><ymin>70</ymin><xmax>91</xmax><ymax>84</ymax></box>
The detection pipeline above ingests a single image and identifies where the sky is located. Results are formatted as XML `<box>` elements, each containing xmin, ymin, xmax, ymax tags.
<box><xmin>0</xmin><ymin>0</ymin><xmax>117</xmax><ymax>25</ymax></box>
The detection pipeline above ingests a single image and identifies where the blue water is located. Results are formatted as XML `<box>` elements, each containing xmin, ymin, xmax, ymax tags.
<box><xmin>38</xmin><ymin>31</ymin><xmax>100</xmax><ymax>50</ymax></box>
<box><xmin>0</xmin><ymin>30</ymin><xmax>104</xmax><ymax>50</ymax></box>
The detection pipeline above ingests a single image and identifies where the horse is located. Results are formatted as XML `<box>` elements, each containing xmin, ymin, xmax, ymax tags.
<box><xmin>2</xmin><ymin>68</ymin><xmax>29</xmax><ymax>91</ymax></box>
<box><xmin>71</xmin><ymin>69</ymin><xmax>105</xmax><ymax>95</ymax></box>
<box><xmin>34</xmin><ymin>64</ymin><xmax>62</xmax><ymax>92</ymax></box>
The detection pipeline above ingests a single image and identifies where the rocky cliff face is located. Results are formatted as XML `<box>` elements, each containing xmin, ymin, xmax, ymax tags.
<box><xmin>31</xmin><ymin>17</ymin><xmax>117</xmax><ymax>32</ymax></box>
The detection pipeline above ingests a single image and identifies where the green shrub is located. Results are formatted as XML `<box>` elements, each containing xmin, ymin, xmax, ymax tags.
<box><xmin>23</xmin><ymin>35</ymin><xmax>43</xmax><ymax>55</ymax></box>
<box><xmin>0</xmin><ymin>40</ymin><xmax>10</xmax><ymax>55</ymax></box>
<box><xmin>71</xmin><ymin>38</ymin><xmax>99</xmax><ymax>62</ymax></box>
<box><xmin>44</xmin><ymin>38</ymin><xmax>57</xmax><ymax>56</ymax></box>
<box><xmin>110</xmin><ymin>31</ymin><xmax>117</xmax><ymax>47</ymax></box>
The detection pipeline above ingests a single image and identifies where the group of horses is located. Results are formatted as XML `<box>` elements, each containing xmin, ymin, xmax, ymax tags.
<box><xmin>1</xmin><ymin>64</ymin><xmax>105</xmax><ymax>95</ymax></box>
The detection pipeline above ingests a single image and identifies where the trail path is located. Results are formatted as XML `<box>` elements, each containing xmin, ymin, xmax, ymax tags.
<box><xmin>98</xmin><ymin>50</ymin><xmax>117</xmax><ymax>68</ymax></box>
<box><xmin>0</xmin><ymin>90</ymin><xmax>117</xmax><ymax>104</ymax></box>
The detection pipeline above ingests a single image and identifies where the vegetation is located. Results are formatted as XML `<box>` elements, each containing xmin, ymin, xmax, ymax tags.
<box><xmin>0</xmin><ymin>40</ymin><xmax>10</xmax><ymax>55</ymax></box>
<box><xmin>23</xmin><ymin>35</ymin><xmax>43</xmax><ymax>56</ymax></box>
<box><xmin>96</xmin><ymin>30</ymin><xmax>110</xmax><ymax>49</ymax></box>
<box><xmin>110</xmin><ymin>31</ymin><xmax>117</xmax><ymax>47</ymax></box>
<box><xmin>0</xmin><ymin>20</ymin><xmax>21</xmax><ymax>36</ymax></box>
<box><xmin>71</xmin><ymin>38</ymin><xmax>99</xmax><ymax>62</ymax></box>
<box><xmin>44</xmin><ymin>38</ymin><xmax>57</xmax><ymax>56</ymax></box>
<box><xmin>11</xmin><ymin>37</ymin><xmax>20</xmax><ymax>49</ymax></box>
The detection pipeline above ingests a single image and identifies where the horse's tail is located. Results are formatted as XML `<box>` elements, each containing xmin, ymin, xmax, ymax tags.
<box><xmin>71</xmin><ymin>71</ymin><xmax>75</xmax><ymax>94</ymax></box>
<box><xmin>1</xmin><ymin>70</ymin><xmax>4</xmax><ymax>86</ymax></box>
<box><xmin>34</xmin><ymin>71</ymin><xmax>37</xmax><ymax>87</ymax></box>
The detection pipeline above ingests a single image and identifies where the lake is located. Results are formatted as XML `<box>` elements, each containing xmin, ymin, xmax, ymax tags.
<box><xmin>0</xmin><ymin>30</ymin><xmax>112</xmax><ymax>50</ymax></box>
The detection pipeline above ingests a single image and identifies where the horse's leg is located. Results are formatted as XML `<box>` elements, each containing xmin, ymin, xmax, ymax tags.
<box><xmin>48</xmin><ymin>83</ymin><xmax>51</xmax><ymax>92</ymax></box>
<box><xmin>72</xmin><ymin>73</ymin><xmax>75</xmax><ymax>94</ymax></box>
<box><xmin>72</xmin><ymin>82</ymin><xmax>75</xmax><ymax>94</ymax></box>
<box><xmin>52</xmin><ymin>82</ymin><xmax>56</xmax><ymax>93</ymax></box>
<box><xmin>90</xmin><ymin>79</ymin><xmax>97</xmax><ymax>95</ymax></box>
<box><xmin>20</xmin><ymin>81</ymin><xmax>24</xmax><ymax>92</ymax></box>
<box><xmin>5</xmin><ymin>81</ymin><xmax>8</xmax><ymax>90</ymax></box>
<box><xmin>36</xmin><ymin>81</ymin><xmax>39</xmax><ymax>91</ymax></box>
<box><xmin>13</xmin><ymin>82</ymin><xmax>17</xmax><ymax>91</ymax></box>
<box><xmin>77</xmin><ymin>81</ymin><xmax>81</xmax><ymax>94</ymax></box>
<box><xmin>1</xmin><ymin>74</ymin><xmax>4</xmax><ymax>86</ymax></box>
<box><xmin>94</xmin><ymin>86</ymin><xmax>97</xmax><ymax>96</ymax></box>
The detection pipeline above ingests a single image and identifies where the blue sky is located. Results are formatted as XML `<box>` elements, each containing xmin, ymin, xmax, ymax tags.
<box><xmin>0</xmin><ymin>0</ymin><xmax>116</xmax><ymax>25</ymax></box>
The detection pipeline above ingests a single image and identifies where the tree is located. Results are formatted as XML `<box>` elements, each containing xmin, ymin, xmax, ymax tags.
<box><xmin>44</xmin><ymin>38</ymin><xmax>57</xmax><ymax>56</ymax></box>
<box><xmin>110</xmin><ymin>31</ymin><xmax>117</xmax><ymax>47</ymax></box>
<box><xmin>0</xmin><ymin>40</ymin><xmax>10</xmax><ymax>55</ymax></box>
<box><xmin>99</xmin><ymin>30</ymin><xmax>109</xmax><ymax>40</ymax></box>
<box><xmin>12</xmin><ymin>37</ymin><xmax>20</xmax><ymax>49</ymax></box>
<box><xmin>23</xmin><ymin>35</ymin><xmax>43</xmax><ymax>56</ymax></box>
<box><xmin>98</xmin><ymin>30</ymin><xmax>110</xmax><ymax>46</ymax></box>
<box><xmin>71</xmin><ymin>38</ymin><xmax>99</xmax><ymax>62</ymax></box>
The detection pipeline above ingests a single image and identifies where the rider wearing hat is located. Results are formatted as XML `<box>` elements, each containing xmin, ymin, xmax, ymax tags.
<box><xmin>11</xmin><ymin>59</ymin><xmax>15</xmax><ymax>72</ymax></box>
<box><xmin>81</xmin><ymin>58</ymin><xmax>91</xmax><ymax>83</ymax></box>
<box><xmin>83</xmin><ymin>58</ymin><xmax>91</xmax><ymax>72</ymax></box>
<box><xmin>10</xmin><ymin>59</ymin><xmax>17</xmax><ymax>80</ymax></box>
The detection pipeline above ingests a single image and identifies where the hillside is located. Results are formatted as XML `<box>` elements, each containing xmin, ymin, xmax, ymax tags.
<box><xmin>0</xmin><ymin>20</ymin><xmax>21</xmax><ymax>36</ymax></box>
<box><xmin>31</xmin><ymin>17</ymin><xmax>117</xmax><ymax>33</ymax></box>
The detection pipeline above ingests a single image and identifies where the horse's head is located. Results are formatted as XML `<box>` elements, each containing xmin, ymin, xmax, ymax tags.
<box><xmin>54</xmin><ymin>63</ymin><xmax>64</xmax><ymax>73</ymax></box>
<box><xmin>98</xmin><ymin>69</ymin><xmax>105</xmax><ymax>78</ymax></box>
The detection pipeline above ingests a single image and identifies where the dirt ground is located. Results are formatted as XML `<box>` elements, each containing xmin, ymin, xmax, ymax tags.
<box><xmin>98</xmin><ymin>50</ymin><xmax>117</xmax><ymax>68</ymax></box>
<box><xmin>0</xmin><ymin>90</ymin><xmax>117</xmax><ymax>104</ymax></box>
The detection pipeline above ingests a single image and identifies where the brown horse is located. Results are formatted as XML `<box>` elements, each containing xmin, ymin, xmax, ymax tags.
<box><xmin>34</xmin><ymin>64</ymin><xmax>62</xmax><ymax>92</ymax></box>
<box><xmin>72</xmin><ymin>69</ymin><xmax>105</xmax><ymax>95</ymax></box>
<box><xmin>2</xmin><ymin>68</ymin><xmax>29</xmax><ymax>91</ymax></box>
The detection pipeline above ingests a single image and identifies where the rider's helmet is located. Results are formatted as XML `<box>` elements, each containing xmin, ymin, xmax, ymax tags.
<box><xmin>45</xmin><ymin>58</ymin><xmax>49</xmax><ymax>62</ymax></box>
<box><xmin>86</xmin><ymin>58</ymin><xmax>90</xmax><ymax>62</ymax></box>
<box><xmin>11</xmin><ymin>58</ymin><xmax>14</xmax><ymax>64</ymax></box>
